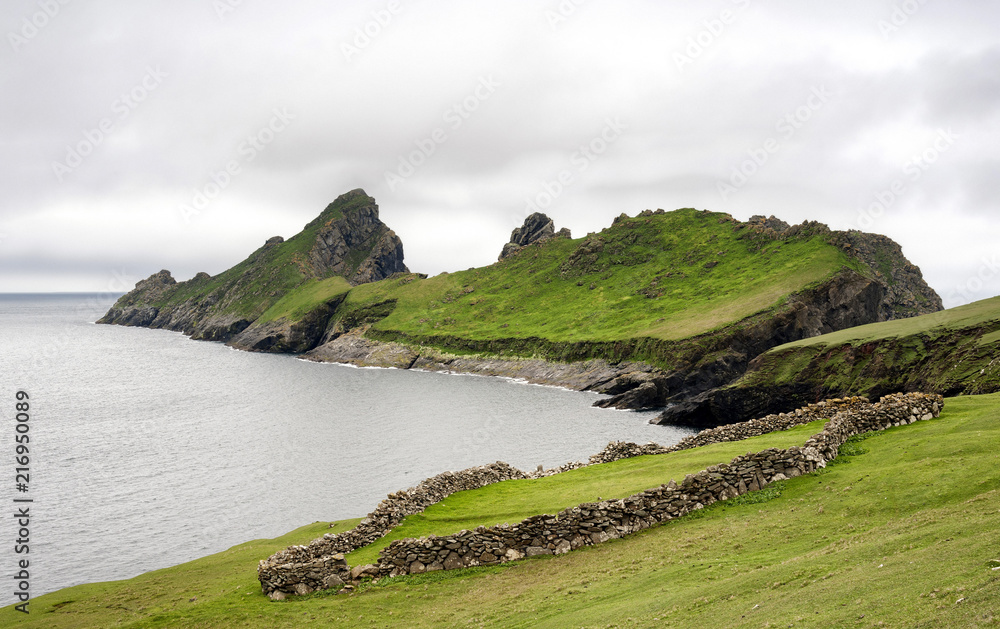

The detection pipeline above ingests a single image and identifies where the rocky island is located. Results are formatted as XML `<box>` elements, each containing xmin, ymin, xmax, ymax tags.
<box><xmin>100</xmin><ymin>189</ymin><xmax>954</xmax><ymax>426</ymax></box>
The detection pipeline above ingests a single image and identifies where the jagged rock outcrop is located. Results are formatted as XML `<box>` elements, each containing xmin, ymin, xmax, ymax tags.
<box><xmin>830</xmin><ymin>230</ymin><xmax>943</xmax><ymax>319</ymax></box>
<box><xmin>499</xmin><ymin>212</ymin><xmax>570</xmax><ymax>260</ymax></box>
<box><xmin>309</xmin><ymin>191</ymin><xmax>407</xmax><ymax>285</ymax></box>
<box><xmin>100</xmin><ymin>269</ymin><xmax>177</xmax><ymax>327</ymax></box>
<box><xmin>98</xmin><ymin>189</ymin><xmax>408</xmax><ymax>347</ymax></box>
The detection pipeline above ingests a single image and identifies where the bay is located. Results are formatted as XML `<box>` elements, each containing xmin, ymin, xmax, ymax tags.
<box><xmin>0</xmin><ymin>293</ymin><xmax>693</xmax><ymax>605</ymax></box>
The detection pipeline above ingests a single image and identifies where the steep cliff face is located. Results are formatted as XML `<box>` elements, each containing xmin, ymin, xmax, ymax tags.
<box><xmin>690</xmin><ymin>295</ymin><xmax>1000</xmax><ymax>427</ymax></box>
<box><xmin>597</xmin><ymin>268</ymin><xmax>887</xmax><ymax>419</ymax></box>
<box><xmin>644</xmin><ymin>217</ymin><xmax>944</xmax><ymax>427</ymax></box>
<box><xmin>829</xmin><ymin>230</ymin><xmax>943</xmax><ymax>319</ymax></box>
<box><xmin>308</xmin><ymin>192</ymin><xmax>407</xmax><ymax>284</ymax></box>
<box><xmin>98</xmin><ymin>189</ymin><xmax>408</xmax><ymax>346</ymax></box>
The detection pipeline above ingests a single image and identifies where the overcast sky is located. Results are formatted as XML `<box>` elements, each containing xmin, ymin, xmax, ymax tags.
<box><xmin>2</xmin><ymin>0</ymin><xmax>998</xmax><ymax>308</ymax></box>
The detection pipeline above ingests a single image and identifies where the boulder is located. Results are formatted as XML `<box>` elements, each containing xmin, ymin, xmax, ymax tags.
<box><xmin>498</xmin><ymin>213</ymin><xmax>570</xmax><ymax>260</ymax></box>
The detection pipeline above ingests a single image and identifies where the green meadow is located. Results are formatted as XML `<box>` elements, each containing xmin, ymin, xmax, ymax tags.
<box><xmin>7</xmin><ymin>393</ymin><xmax>998</xmax><ymax>628</ymax></box>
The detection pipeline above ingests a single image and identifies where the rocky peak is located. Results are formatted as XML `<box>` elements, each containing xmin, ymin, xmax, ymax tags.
<box><xmin>308</xmin><ymin>190</ymin><xmax>408</xmax><ymax>285</ymax></box>
<box><xmin>124</xmin><ymin>269</ymin><xmax>176</xmax><ymax>303</ymax></box>
<box><xmin>499</xmin><ymin>212</ymin><xmax>571</xmax><ymax>260</ymax></box>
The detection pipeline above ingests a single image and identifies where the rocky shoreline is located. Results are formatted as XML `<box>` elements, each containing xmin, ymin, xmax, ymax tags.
<box><xmin>99</xmin><ymin>202</ymin><xmax>945</xmax><ymax>428</ymax></box>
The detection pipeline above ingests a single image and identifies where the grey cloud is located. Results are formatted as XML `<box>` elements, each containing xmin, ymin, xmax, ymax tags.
<box><xmin>0</xmin><ymin>0</ymin><xmax>998</xmax><ymax>305</ymax></box>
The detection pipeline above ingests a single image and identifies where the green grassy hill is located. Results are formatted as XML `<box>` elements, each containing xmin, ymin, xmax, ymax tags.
<box><xmin>98</xmin><ymin>190</ymin><xmax>406</xmax><ymax>346</ymax></box>
<box><xmin>301</xmin><ymin>209</ymin><xmax>942</xmax><ymax>416</ymax></box>
<box><xmin>8</xmin><ymin>393</ymin><xmax>998</xmax><ymax>628</ymax></box>
<box><xmin>99</xmin><ymin>195</ymin><xmax>943</xmax><ymax>417</ymax></box>
<box><xmin>309</xmin><ymin>211</ymin><xmax>850</xmax><ymax>344</ymax></box>
<box><xmin>690</xmin><ymin>295</ymin><xmax>1000</xmax><ymax>425</ymax></box>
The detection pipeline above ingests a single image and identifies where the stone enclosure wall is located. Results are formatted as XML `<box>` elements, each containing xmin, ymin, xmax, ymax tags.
<box><xmin>258</xmin><ymin>392</ymin><xmax>942</xmax><ymax>598</ymax></box>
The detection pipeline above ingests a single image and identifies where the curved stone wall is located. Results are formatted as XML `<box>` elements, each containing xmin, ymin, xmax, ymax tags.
<box><xmin>258</xmin><ymin>392</ymin><xmax>942</xmax><ymax>598</ymax></box>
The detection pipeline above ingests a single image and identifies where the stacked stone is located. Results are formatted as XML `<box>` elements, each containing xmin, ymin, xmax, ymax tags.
<box><xmin>588</xmin><ymin>441</ymin><xmax>669</xmax><ymax>465</ymax></box>
<box><xmin>530</xmin><ymin>460</ymin><xmax>589</xmax><ymax>478</ymax></box>
<box><xmin>258</xmin><ymin>461</ymin><xmax>527</xmax><ymax>598</ymax></box>
<box><xmin>259</xmin><ymin>392</ymin><xmax>943</xmax><ymax>597</ymax></box>
<box><xmin>371</xmin><ymin>393</ymin><xmax>942</xmax><ymax>579</ymax></box>
<box><xmin>587</xmin><ymin>397</ymin><xmax>870</xmax><ymax>466</ymax></box>
<box><xmin>667</xmin><ymin>397</ymin><xmax>871</xmax><ymax>453</ymax></box>
<box><xmin>803</xmin><ymin>392</ymin><xmax>942</xmax><ymax>460</ymax></box>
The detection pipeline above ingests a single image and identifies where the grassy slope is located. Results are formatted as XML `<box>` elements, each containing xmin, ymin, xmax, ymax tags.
<box><xmin>139</xmin><ymin>192</ymin><xmax>373</xmax><ymax>320</ymax></box>
<box><xmin>307</xmin><ymin>210</ymin><xmax>855</xmax><ymax>350</ymax></box>
<box><xmin>9</xmin><ymin>394</ymin><xmax>1000</xmax><ymax>628</ymax></box>
<box><xmin>255</xmin><ymin>276</ymin><xmax>352</xmax><ymax>323</ymax></box>
<box><xmin>778</xmin><ymin>295</ymin><xmax>1000</xmax><ymax>349</ymax></box>
<box><xmin>734</xmin><ymin>295</ymin><xmax>1000</xmax><ymax>395</ymax></box>
<box><xmin>346</xmin><ymin>418</ymin><xmax>828</xmax><ymax>566</ymax></box>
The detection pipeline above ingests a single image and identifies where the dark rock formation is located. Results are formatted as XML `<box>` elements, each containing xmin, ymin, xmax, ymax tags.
<box><xmin>98</xmin><ymin>189</ymin><xmax>408</xmax><ymax>346</ymax></box>
<box><xmin>228</xmin><ymin>293</ymin><xmax>350</xmax><ymax>354</ymax></box>
<box><xmin>830</xmin><ymin>230</ymin><xmax>943</xmax><ymax>319</ymax></box>
<box><xmin>309</xmin><ymin>191</ymin><xmax>407</xmax><ymax>285</ymax></box>
<box><xmin>596</xmin><ymin>268</ymin><xmax>888</xmax><ymax>420</ymax></box>
<box><xmin>99</xmin><ymin>269</ymin><xmax>176</xmax><ymax>327</ymax></box>
<box><xmin>499</xmin><ymin>213</ymin><xmax>570</xmax><ymax>260</ymax></box>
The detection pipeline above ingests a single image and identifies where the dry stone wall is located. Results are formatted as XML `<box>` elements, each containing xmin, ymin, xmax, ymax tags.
<box><xmin>588</xmin><ymin>396</ymin><xmax>872</xmax><ymax>464</ymax></box>
<box><xmin>258</xmin><ymin>392</ymin><xmax>942</xmax><ymax>598</ymax></box>
<box><xmin>257</xmin><ymin>462</ymin><xmax>528</xmax><ymax>597</ymax></box>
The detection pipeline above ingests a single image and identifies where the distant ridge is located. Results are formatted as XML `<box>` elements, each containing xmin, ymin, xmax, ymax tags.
<box><xmin>100</xmin><ymin>194</ymin><xmax>944</xmax><ymax>426</ymax></box>
<box><xmin>98</xmin><ymin>189</ymin><xmax>407</xmax><ymax>348</ymax></box>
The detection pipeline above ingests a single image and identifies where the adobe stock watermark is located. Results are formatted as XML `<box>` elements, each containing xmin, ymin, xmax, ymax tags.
<box><xmin>451</xmin><ymin>408</ymin><xmax>507</xmax><ymax>466</ymax></box>
<box><xmin>524</xmin><ymin>117</ymin><xmax>626</xmax><ymax>214</ymax></box>
<box><xmin>341</xmin><ymin>0</ymin><xmax>403</xmax><ymax>61</ymax></box>
<box><xmin>673</xmin><ymin>0</ymin><xmax>751</xmax><ymax>71</ymax></box>
<box><xmin>878</xmin><ymin>0</ymin><xmax>930</xmax><ymax>40</ymax></box>
<box><xmin>947</xmin><ymin>254</ymin><xmax>1000</xmax><ymax>307</ymax></box>
<box><xmin>179</xmin><ymin>108</ymin><xmax>296</xmax><ymax>223</ymax></box>
<box><xmin>50</xmin><ymin>66</ymin><xmax>168</xmax><ymax>182</ymax></box>
<box><xmin>384</xmin><ymin>75</ymin><xmax>500</xmax><ymax>192</ymax></box>
<box><xmin>213</xmin><ymin>0</ymin><xmax>245</xmax><ymax>20</ymax></box>
<box><xmin>717</xmin><ymin>85</ymin><xmax>833</xmax><ymax>201</ymax></box>
<box><xmin>853</xmin><ymin>128</ymin><xmax>957</xmax><ymax>230</ymax></box>
<box><xmin>8</xmin><ymin>0</ymin><xmax>72</xmax><ymax>54</ymax></box>
<box><xmin>545</xmin><ymin>0</ymin><xmax>588</xmax><ymax>30</ymax></box>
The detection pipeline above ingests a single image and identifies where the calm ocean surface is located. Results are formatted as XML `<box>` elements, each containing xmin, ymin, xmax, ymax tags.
<box><xmin>0</xmin><ymin>293</ymin><xmax>693</xmax><ymax>605</ymax></box>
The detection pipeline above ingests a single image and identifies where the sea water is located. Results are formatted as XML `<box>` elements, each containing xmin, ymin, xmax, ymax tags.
<box><xmin>0</xmin><ymin>293</ymin><xmax>693</xmax><ymax>604</ymax></box>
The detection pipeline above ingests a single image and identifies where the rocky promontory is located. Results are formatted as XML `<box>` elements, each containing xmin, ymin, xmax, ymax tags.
<box><xmin>98</xmin><ymin>189</ymin><xmax>407</xmax><ymax>344</ymax></box>
<box><xmin>100</xmin><ymin>198</ymin><xmax>946</xmax><ymax>428</ymax></box>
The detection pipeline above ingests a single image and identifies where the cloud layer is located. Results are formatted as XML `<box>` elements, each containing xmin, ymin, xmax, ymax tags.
<box><xmin>1</xmin><ymin>0</ymin><xmax>998</xmax><ymax>307</ymax></box>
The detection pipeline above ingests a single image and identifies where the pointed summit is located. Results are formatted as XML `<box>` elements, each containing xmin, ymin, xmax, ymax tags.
<box><xmin>99</xmin><ymin>189</ymin><xmax>408</xmax><ymax>341</ymax></box>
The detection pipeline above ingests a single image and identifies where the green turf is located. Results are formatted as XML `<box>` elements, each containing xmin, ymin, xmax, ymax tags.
<box><xmin>777</xmin><ymin>294</ymin><xmax>1000</xmax><ymax>349</ymax></box>
<box><xmin>334</xmin><ymin>209</ymin><xmax>854</xmax><ymax>344</ymax></box>
<box><xmin>255</xmin><ymin>276</ymin><xmax>352</xmax><ymax>323</ymax></box>
<box><xmin>8</xmin><ymin>393</ymin><xmax>999</xmax><ymax>627</ymax></box>
<box><xmin>345</xmin><ymin>418</ymin><xmax>829</xmax><ymax>566</ymax></box>
<box><xmin>728</xmin><ymin>295</ymin><xmax>1000</xmax><ymax>397</ymax></box>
